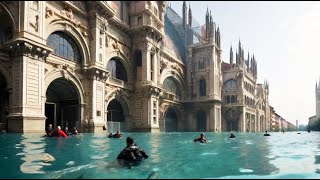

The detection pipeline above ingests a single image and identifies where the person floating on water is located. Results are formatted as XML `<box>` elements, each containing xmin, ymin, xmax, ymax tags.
<box><xmin>117</xmin><ymin>136</ymin><xmax>148</xmax><ymax>167</ymax></box>
<box><xmin>194</xmin><ymin>133</ymin><xmax>207</xmax><ymax>143</ymax></box>
<box><xmin>263</xmin><ymin>131</ymin><xmax>270</xmax><ymax>136</ymax></box>
<box><xmin>229</xmin><ymin>132</ymin><xmax>236</xmax><ymax>138</ymax></box>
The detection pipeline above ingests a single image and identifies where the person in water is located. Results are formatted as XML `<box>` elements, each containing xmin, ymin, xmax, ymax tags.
<box><xmin>194</xmin><ymin>133</ymin><xmax>207</xmax><ymax>143</ymax></box>
<box><xmin>113</xmin><ymin>130</ymin><xmax>122</xmax><ymax>138</ymax></box>
<box><xmin>108</xmin><ymin>130</ymin><xmax>122</xmax><ymax>138</ymax></box>
<box><xmin>117</xmin><ymin>136</ymin><xmax>148</xmax><ymax>166</ymax></box>
<box><xmin>55</xmin><ymin>126</ymin><xmax>68</xmax><ymax>138</ymax></box>
<box><xmin>64</xmin><ymin>127</ymin><xmax>72</xmax><ymax>136</ymax></box>
<box><xmin>229</xmin><ymin>132</ymin><xmax>236</xmax><ymax>138</ymax></box>
<box><xmin>263</xmin><ymin>131</ymin><xmax>270</xmax><ymax>136</ymax></box>
<box><xmin>72</xmin><ymin>128</ymin><xmax>79</xmax><ymax>135</ymax></box>
<box><xmin>108</xmin><ymin>133</ymin><xmax>113</xmax><ymax>138</ymax></box>
<box><xmin>46</xmin><ymin>124</ymin><xmax>54</xmax><ymax>137</ymax></box>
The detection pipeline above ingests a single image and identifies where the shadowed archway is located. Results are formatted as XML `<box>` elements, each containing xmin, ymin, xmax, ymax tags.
<box><xmin>45</xmin><ymin>78</ymin><xmax>80</xmax><ymax>131</ymax></box>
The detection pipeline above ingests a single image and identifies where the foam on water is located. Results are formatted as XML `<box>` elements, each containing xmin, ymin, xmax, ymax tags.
<box><xmin>239</xmin><ymin>168</ymin><xmax>254</xmax><ymax>173</ymax></box>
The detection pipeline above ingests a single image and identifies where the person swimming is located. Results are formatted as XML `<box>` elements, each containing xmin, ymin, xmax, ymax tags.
<box><xmin>108</xmin><ymin>131</ymin><xmax>122</xmax><ymax>138</ymax></box>
<box><xmin>263</xmin><ymin>131</ymin><xmax>270</xmax><ymax>136</ymax></box>
<box><xmin>194</xmin><ymin>133</ymin><xmax>207</xmax><ymax>143</ymax></box>
<box><xmin>229</xmin><ymin>132</ymin><xmax>236</xmax><ymax>138</ymax></box>
<box><xmin>117</xmin><ymin>136</ymin><xmax>148</xmax><ymax>167</ymax></box>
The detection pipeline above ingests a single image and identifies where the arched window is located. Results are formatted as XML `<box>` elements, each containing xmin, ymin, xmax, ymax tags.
<box><xmin>226</xmin><ymin>96</ymin><xmax>230</xmax><ymax>103</ymax></box>
<box><xmin>0</xmin><ymin>6</ymin><xmax>13</xmax><ymax>44</ymax></box>
<box><xmin>163</xmin><ymin>77</ymin><xmax>181</xmax><ymax>97</ymax></box>
<box><xmin>199</xmin><ymin>79</ymin><xmax>206</xmax><ymax>96</ymax></box>
<box><xmin>198</xmin><ymin>57</ymin><xmax>207</xmax><ymax>70</ymax></box>
<box><xmin>224</xmin><ymin>79</ymin><xmax>237</xmax><ymax>90</ymax></box>
<box><xmin>107</xmin><ymin>58</ymin><xmax>128</xmax><ymax>82</ymax></box>
<box><xmin>47</xmin><ymin>32</ymin><xmax>81</xmax><ymax>63</ymax></box>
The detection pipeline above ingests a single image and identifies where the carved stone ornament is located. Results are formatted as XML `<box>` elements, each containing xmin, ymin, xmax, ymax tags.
<box><xmin>5</xmin><ymin>39</ymin><xmax>51</xmax><ymax>59</ymax></box>
<box><xmin>112</xmin><ymin>40</ymin><xmax>122</xmax><ymax>51</ymax></box>
<box><xmin>45</xmin><ymin>7</ymin><xmax>53</xmax><ymax>18</ymax></box>
<box><xmin>150</xmin><ymin>47</ymin><xmax>156</xmax><ymax>55</ymax></box>
<box><xmin>31</xmin><ymin>15</ymin><xmax>39</xmax><ymax>32</ymax></box>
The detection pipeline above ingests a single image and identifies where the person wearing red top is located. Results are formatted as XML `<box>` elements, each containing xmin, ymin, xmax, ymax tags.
<box><xmin>55</xmin><ymin>126</ymin><xmax>68</xmax><ymax>138</ymax></box>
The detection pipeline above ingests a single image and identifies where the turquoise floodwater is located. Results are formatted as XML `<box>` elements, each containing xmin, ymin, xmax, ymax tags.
<box><xmin>1</xmin><ymin>132</ymin><xmax>320</xmax><ymax>179</ymax></box>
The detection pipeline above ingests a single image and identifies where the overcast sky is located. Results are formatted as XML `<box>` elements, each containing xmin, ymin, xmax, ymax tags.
<box><xmin>169</xmin><ymin>1</ymin><xmax>320</xmax><ymax>125</ymax></box>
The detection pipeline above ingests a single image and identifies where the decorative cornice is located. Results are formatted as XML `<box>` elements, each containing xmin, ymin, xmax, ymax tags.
<box><xmin>2</xmin><ymin>38</ymin><xmax>52</xmax><ymax>59</ymax></box>
<box><xmin>84</xmin><ymin>66</ymin><xmax>109</xmax><ymax>82</ymax></box>
<box><xmin>140</xmin><ymin>83</ymin><xmax>162</xmax><ymax>97</ymax></box>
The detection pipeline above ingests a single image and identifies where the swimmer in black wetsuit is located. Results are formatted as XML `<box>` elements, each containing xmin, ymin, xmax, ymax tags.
<box><xmin>194</xmin><ymin>133</ymin><xmax>207</xmax><ymax>143</ymax></box>
<box><xmin>117</xmin><ymin>137</ymin><xmax>148</xmax><ymax>167</ymax></box>
<box><xmin>229</xmin><ymin>132</ymin><xmax>236</xmax><ymax>138</ymax></box>
<box><xmin>263</xmin><ymin>131</ymin><xmax>270</xmax><ymax>136</ymax></box>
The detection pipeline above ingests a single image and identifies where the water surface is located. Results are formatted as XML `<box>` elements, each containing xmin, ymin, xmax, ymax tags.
<box><xmin>1</xmin><ymin>132</ymin><xmax>320</xmax><ymax>179</ymax></box>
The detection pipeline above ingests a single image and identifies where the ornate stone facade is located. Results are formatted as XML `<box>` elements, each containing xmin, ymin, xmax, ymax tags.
<box><xmin>221</xmin><ymin>42</ymin><xmax>270</xmax><ymax>132</ymax></box>
<box><xmin>0</xmin><ymin>1</ymin><xmax>244</xmax><ymax>133</ymax></box>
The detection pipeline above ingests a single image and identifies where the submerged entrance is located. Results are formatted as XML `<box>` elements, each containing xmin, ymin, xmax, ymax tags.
<box><xmin>161</xmin><ymin>107</ymin><xmax>178</xmax><ymax>132</ymax></box>
<box><xmin>227</xmin><ymin>118</ymin><xmax>239</xmax><ymax>131</ymax></box>
<box><xmin>196</xmin><ymin>111</ymin><xmax>206</xmax><ymax>131</ymax></box>
<box><xmin>45</xmin><ymin>78</ymin><xmax>80</xmax><ymax>131</ymax></box>
<box><xmin>107</xmin><ymin>99</ymin><xmax>125</xmax><ymax>132</ymax></box>
<box><xmin>0</xmin><ymin>72</ymin><xmax>8</xmax><ymax>131</ymax></box>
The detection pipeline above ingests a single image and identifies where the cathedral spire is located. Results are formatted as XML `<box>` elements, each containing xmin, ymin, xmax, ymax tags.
<box><xmin>217</xmin><ymin>26</ymin><xmax>220</xmax><ymax>47</ymax></box>
<box><xmin>209</xmin><ymin>10</ymin><xmax>213</xmax><ymax>38</ymax></box>
<box><xmin>188</xmin><ymin>3</ymin><xmax>192</xmax><ymax>26</ymax></box>
<box><xmin>230</xmin><ymin>46</ymin><xmax>233</xmax><ymax>64</ymax></box>
<box><xmin>205</xmin><ymin>7</ymin><xmax>209</xmax><ymax>38</ymax></box>
<box><xmin>183</xmin><ymin>1</ymin><xmax>187</xmax><ymax>27</ymax></box>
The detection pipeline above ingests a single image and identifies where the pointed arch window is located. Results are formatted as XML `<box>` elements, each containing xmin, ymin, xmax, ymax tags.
<box><xmin>47</xmin><ymin>32</ymin><xmax>81</xmax><ymax>63</ymax></box>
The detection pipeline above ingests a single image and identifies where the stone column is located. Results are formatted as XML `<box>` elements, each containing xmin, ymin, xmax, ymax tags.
<box><xmin>87</xmin><ymin>68</ymin><xmax>108</xmax><ymax>132</ymax></box>
<box><xmin>209</xmin><ymin>106</ymin><xmax>215</xmax><ymax>131</ymax></box>
<box><xmin>5</xmin><ymin>40</ymin><xmax>51</xmax><ymax>133</ymax></box>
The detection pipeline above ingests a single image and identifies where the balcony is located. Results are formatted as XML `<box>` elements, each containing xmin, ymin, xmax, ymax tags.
<box><xmin>162</xmin><ymin>91</ymin><xmax>182</xmax><ymax>102</ymax></box>
<box><xmin>107</xmin><ymin>76</ymin><xmax>124</xmax><ymax>87</ymax></box>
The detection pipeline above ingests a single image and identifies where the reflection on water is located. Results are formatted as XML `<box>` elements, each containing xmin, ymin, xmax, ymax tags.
<box><xmin>267</xmin><ymin>132</ymin><xmax>320</xmax><ymax>174</ymax></box>
<box><xmin>1</xmin><ymin>132</ymin><xmax>320</xmax><ymax>178</ymax></box>
<box><xmin>19</xmin><ymin>134</ymin><xmax>55</xmax><ymax>174</ymax></box>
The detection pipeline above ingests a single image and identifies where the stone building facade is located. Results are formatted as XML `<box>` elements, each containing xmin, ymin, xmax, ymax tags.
<box><xmin>0</xmin><ymin>1</ymin><xmax>225</xmax><ymax>133</ymax></box>
<box><xmin>0</xmin><ymin>1</ymin><xmax>278</xmax><ymax>133</ymax></box>
<box><xmin>221</xmin><ymin>42</ymin><xmax>270</xmax><ymax>132</ymax></box>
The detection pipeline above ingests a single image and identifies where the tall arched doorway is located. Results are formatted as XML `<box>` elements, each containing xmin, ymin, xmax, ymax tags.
<box><xmin>0</xmin><ymin>72</ymin><xmax>9</xmax><ymax>131</ymax></box>
<box><xmin>160</xmin><ymin>107</ymin><xmax>178</xmax><ymax>132</ymax></box>
<box><xmin>107</xmin><ymin>99</ymin><xmax>125</xmax><ymax>132</ymax></box>
<box><xmin>45</xmin><ymin>78</ymin><xmax>80</xmax><ymax>131</ymax></box>
<box><xmin>196</xmin><ymin>110</ymin><xmax>206</xmax><ymax>131</ymax></box>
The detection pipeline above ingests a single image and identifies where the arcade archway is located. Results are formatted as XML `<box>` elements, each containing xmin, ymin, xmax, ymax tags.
<box><xmin>45</xmin><ymin>78</ymin><xmax>80</xmax><ymax>131</ymax></box>
<box><xmin>107</xmin><ymin>99</ymin><xmax>126</xmax><ymax>132</ymax></box>
<box><xmin>160</xmin><ymin>107</ymin><xmax>178</xmax><ymax>132</ymax></box>
<box><xmin>0</xmin><ymin>72</ymin><xmax>8</xmax><ymax>131</ymax></box>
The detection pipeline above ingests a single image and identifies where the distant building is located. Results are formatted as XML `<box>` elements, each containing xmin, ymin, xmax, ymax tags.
<box><xmin>221</xmin><ymin>42</ymin><xmax>269</xmax><ymax>132</ymax></box>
